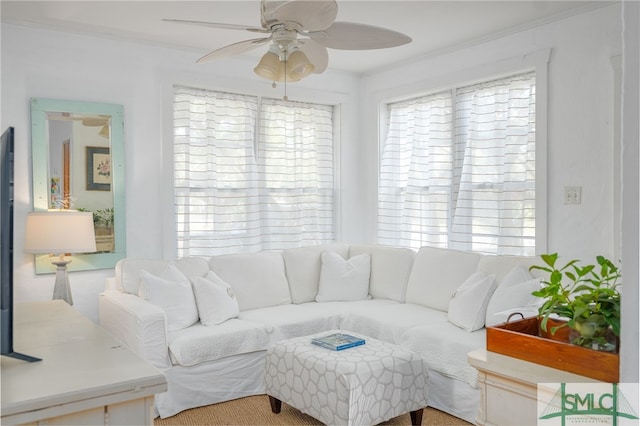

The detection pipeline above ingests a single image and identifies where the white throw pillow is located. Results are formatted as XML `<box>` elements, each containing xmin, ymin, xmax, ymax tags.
<box><xmin>448</xmin><ymin>271</ymin><xmax>497</xmax><ymax>332</ymax></box>
<box><xmin>138</xmin><ymin>263</ymin><xmax>199</xmax><ymax>332</ymax></box>
<box><xmin>485</xmin><ymin>276</ymin><xmax>542</xmax><ymax>327</ymax></box>
<box><xmin>500</xmin><ymin>265</ymin><xmax>535</xmax><ymax>288</ymax></box>
<box><xmin>191</xmin><ymin>271</ymin><xmax>240</xmax><ymax>326</ymax></box>
<box><xmin>282</xmin><ymin>243</ymin><xmax>350</xmax><ymax>303</ymax></box>
<box><xmin>315</xmin><ymin>251</ymin><xmax>371</xmax><ymax>302</ymax></box>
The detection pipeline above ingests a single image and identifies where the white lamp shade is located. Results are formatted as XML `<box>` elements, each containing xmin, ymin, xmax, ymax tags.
<box><xmin>24</xmin><ymin>211</ymin><xmax>97</xmax><ymax>254</ymax></box>
<box><xmin>254</xmin><ymin>51</ymin><xmax>280</xmax><ymax>81</ymax></box>
<box><xmin>286</xmin><ymin>50</ymin><xmax>315</xmax><ymax>81</ymax></box>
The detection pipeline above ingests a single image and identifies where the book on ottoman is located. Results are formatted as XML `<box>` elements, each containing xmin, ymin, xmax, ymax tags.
<box><xmin>311</xmin><ymin>333</ymin><xmax>365</xmax><ymax>351</ymax></box>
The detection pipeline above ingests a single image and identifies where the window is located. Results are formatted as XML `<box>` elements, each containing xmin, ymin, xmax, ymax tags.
<box><xmin>173</xmin><ymin>86</ymin><xmax>335</xmax><ymax>257</ymax></box>
<box><xmin>378</xmin><ymin>72</ymin><xmax>536</xmax><ymax>255</ymax></box>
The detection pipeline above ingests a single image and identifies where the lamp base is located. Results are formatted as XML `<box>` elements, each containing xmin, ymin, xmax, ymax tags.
<box><xmin>51</xmin><ymin>258</ymin><xmax>73</xmax><ymax>305</ymax></box>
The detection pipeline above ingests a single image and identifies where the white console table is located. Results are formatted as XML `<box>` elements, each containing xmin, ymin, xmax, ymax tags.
<box><xmin>468</xmin><ymin>349</ymin><xmax>601</xmax><ymax>426</ymax></box>
<box><xmin>1</xmin><ymin>301</ymin><xmax>167</xmax><ymax>426</ymax></box>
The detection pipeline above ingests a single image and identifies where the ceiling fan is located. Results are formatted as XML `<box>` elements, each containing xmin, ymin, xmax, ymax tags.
<box><xmin>164</xmin><ymin>0</ymin><xmax>411</xmax><ymax>86</ymax></box>
<box><xmin>48</xmin><ymin>113</ymin><xmax>111</xmax><ymax>138</ymax></box>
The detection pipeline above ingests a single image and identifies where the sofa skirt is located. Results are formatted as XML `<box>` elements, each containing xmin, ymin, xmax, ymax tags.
<box><xmin>155</xmin><ymin>350</ymin><xmax>266</xmax><ymax>419</ymax></box>
<box><xmin>427</xmin><ymin>368</ymin><xmax>480</xmax><ymax>424</ymax></box>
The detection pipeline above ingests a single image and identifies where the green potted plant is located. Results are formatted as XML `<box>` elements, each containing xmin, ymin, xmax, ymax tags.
<box><xmin>95</xmin><ymin>208</ymin><xmax>114</xmax><ymax>230</ymax></box>
<box><xmin>529</xmin><ymin>253</ymin><xmax>621</xmax><ymax>352</ymax></box>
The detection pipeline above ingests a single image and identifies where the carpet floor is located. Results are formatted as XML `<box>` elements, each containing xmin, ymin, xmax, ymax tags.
<box><xmin>154</xmin><ymin>395</ymin><xmax>472</xmax><ymax>425</ymax></box>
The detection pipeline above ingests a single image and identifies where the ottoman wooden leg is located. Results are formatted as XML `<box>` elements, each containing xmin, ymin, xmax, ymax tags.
<box><xmin>410</xmin><ymin>408</ymin><xmax>423</xmax><ymax>425</ymax></box>
<box><xmin>268</xmin><ymin>395</ymin><xmax>282</xmax><ymax>414</ymax></box>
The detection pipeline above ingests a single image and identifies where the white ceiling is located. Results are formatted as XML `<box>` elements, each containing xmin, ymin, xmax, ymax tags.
<box><xmin>0</xmin><ymin>1</ymin><xmax>612</xmax><ymax>74</ymax></box>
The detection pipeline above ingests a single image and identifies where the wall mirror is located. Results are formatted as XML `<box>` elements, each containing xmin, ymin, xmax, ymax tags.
<box><xmin>31</xmin><ymin>98</ymin><xmax>126</xmax><ymax>273</ymax></box>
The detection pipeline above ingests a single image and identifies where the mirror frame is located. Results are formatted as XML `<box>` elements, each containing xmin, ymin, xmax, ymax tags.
<box><xmin>31</xmin><ymin>98</ymin><xmax>126</xmax><ymax>273</ymax></box>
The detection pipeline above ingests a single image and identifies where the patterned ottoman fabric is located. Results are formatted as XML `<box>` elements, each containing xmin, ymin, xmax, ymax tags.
<box><xmin>264</xmin><ymin>330</ymin><xmax>429</xmax><ymax>425</ymax></box>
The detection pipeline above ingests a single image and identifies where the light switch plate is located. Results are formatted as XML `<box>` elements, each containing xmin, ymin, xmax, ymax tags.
<box><xmin>564</xmin><ymin>186</ymin><xmax>582</xmax><ymax>205</ymax></box>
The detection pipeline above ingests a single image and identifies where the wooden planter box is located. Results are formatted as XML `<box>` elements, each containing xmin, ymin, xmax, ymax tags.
<box><xmin>486</xmin><ymin>316</ymin><xmax>619</xmax><ymax>382</ymax></box>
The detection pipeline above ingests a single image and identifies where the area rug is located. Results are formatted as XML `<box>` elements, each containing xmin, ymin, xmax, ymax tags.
<box><xmin>154</xmin><ymin>394</ymin><xmax>472</xmax><ymax>425</ymax></box>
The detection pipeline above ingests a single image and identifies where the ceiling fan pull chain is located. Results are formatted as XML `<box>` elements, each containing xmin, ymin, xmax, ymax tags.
<box><xmin>283</xmin><ymin>51</ymin><xmax>289</xmax><ymax>101</ymax></box>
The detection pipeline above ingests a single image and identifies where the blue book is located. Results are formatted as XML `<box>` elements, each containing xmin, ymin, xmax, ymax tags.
<box><xmin>311</xmin><ymin>333</ymin><xmax>365</xmax><ymax>351</ymax></box>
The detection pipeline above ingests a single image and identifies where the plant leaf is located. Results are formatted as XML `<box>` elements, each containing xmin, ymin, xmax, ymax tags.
<box><xmin>540</xmin><ymin>253</ymin><xmax>558</xmax><ymax>267</ymax></box>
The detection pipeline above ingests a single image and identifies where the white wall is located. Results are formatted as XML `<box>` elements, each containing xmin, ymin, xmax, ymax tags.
<box><xmin>0</xmin><ymin>23</ymin><xmax>359</xmax><ymax>322</ymax></box>
<box><xmin>360</xmin><ymin>4</ymin><xmax>622</xmax><ymax>262</ymax></box>
<box><xmin>620</xmin><ymin>0</ymin><xmax>640</xmax><ymax>383</ymax></box>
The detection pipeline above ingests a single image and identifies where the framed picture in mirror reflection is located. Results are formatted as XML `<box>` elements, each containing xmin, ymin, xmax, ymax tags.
<box><xmin>86</xmin><ymin>146</ymin><xmax>111</xmax><ymax>191</ymax></box>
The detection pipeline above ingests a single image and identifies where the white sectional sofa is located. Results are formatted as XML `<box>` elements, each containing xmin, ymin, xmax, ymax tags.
<box><xmin>99</xmin><ymin>243</ymin><xmax>543</xmax><ymax>423</ymax></box>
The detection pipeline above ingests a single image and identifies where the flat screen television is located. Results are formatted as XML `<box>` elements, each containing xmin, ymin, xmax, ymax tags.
<box><xmin>1</xmin><ymin>126</ymin><xmax>40</xmax><ymax>362</ymax></box>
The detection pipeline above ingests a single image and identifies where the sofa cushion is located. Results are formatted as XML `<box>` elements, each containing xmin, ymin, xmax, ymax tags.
<box><xmin>117</xmin><ymin>257</ymin><xmax>210</xmax><ymax>295</ymax></box>
<box><xmin>168</xmin><ymin>319</ymin><xmax>271</xmax><ymax>367</ymax></box>
<box><xmin>238</xmin><ymin>304</ymin><xmax>340</xmax><ymax>343</ymax></box>
<box><xmin>138</xmin><ymin>264</ymin><xmax>199</xmax><ymax>332</ymax></box>
<box><xmin>192</xmin><ymin>271</ymin><xmax>240</xmax><ymax>326</ymax></box>
<box><xmin>340</xmin><ymin>303</ymin><xmax>449</xmax><ymax>344</ymax></box>
<box><xmin>349</xmin><ymin>244</ymin><xmax>415</xmax><ymax>302</ymax></box>
<box><xmin>400</xmin><ymin>322</ymin><xmax>486</xmax><ymax>388</ymax></box>
<box><xmin>172</xmin><ymin>257</ymin><xmax>213</xmax><ymax>278</ymax></box>
<box><xmin>117</xmin><ymin>258</ymin><xmax>168</xmax><ymax>295</ymax></box>
<box><xmin>405</xmin><ymin>246</ymin><xmax>482</xmax><ymax>312</ymax></box>
<box><xmin>298</xmin><ymin>299</ymin><xmax>400</xmax><ymax>321</ymax></box>
<box><xmin>315</xmin><ymin>251</ymin><xmax>371</xmax><ymax>302</ymax></box>
<box><xmin>448</xmin><ymin>271</ymin><xmax>497</xmax><ymax>332</ymax></box>
<box><xmin>209</xmin><ymin>251</ymin><xmax>291</xmax><ymax>311</ymax></box>
<box><xmin>282</xmin><ymin>243</ymin><xmax>350</xmax><ymax>303</ymax></box>
<box><xmin>475</xmin><ymin>255</ymin><xmax>539</xmax><ymax>287</ymax></box>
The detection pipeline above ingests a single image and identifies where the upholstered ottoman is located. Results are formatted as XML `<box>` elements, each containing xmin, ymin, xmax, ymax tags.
<box><xmin>264</xmin><ymin>330</ymin><xmax>429</xmax><ymax>425</ymax></box>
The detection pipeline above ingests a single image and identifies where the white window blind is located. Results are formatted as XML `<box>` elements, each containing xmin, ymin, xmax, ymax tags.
<box><xmin>378</xmin><ymin>72</ymin><xmax>536</xmax><ymax>255</ymax></box>
<box><xmin>258</xmin><ymin>98</ymin><xmax>334</xmax><ymax>249</ymax></box>
<box><xmin>378</xmin><ymin>91</ymin><xmax>454</xmax><ymax>248</ymax></box>
<box><xmin>173</xmin><ymin>86</ymin><xmax>334</xmax><ymax>257</ymax></box>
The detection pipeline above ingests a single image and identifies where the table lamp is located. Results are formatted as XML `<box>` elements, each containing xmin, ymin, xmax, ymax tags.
<box><xmin>24</xmin><ymin>211</ymin><xmax>97</xmax><ymax>305</ymax></box>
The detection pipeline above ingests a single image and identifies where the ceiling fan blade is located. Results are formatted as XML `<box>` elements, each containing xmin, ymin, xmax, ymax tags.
<box><xmin>300</xmin><ymin>40</ymin><xmax>328</xmax><ymax>74</ymax></box>
<box><xmin>263</xmin><ymin>0</ymin><xmax>338</xmax><ymax>32</ymax></box>
<box><xmin>196</xmin><ymin>37</ymin><xmax>272</xmax><ymax>63</ymax></box>
<box><xmin>82</xmin><ymin>117</ymin><xmax>109</xmax><ymax>127</ymax></box>
<box><xmin>163</xmin><ymin>19</ymin><xmax>268</xmax><ymax>34</ymax></box>
<box><xmin>311</xmin><ymin>21</ymin><xmax>411</xmax><ymax>50</ymax></box>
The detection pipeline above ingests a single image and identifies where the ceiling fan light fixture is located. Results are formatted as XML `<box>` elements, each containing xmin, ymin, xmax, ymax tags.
<box><xmin>287</xmin><ymin>50</ymin><xmax>315</xmax><ymax>81</ymax></box>
<box><xmin>99</xmin><ymin>125</ymin><xmax>109</xmax><ymax>138</ymax></box>
<box><xmin>274</xmin><ymin>59</ymin><xmax>301</xmax><ymax>83</ymax></box>
<box><xmin>254</xmin><ymin>50</ymin><xmax>281</xmax><ymax>81</ymax></box>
